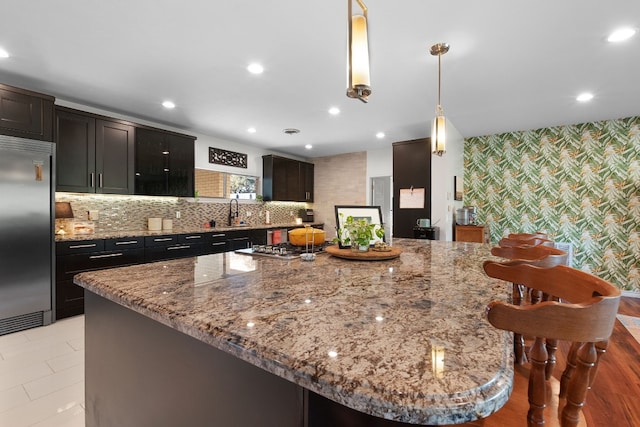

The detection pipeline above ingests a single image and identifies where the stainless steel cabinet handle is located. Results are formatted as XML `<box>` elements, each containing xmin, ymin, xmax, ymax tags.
<box><xmin>115</xmin><ymin>240</ymin><xmax>139</xmax><ymax>245</ymax></box>
<box><xmin>89</xmin><ymin>173</ymin><xmax>95</xmax><ymax>188</ymax></box>
<box><xmin>69</xmin><ymin>243</ymin><xmax>97</xmax><ymax>249</ymax></box>
<box><xmin>185</xmin><ymin>235</ymin><xmax>202</xmax><ymax>240</ymax></box>
<box><xmin>89</xmin><ymin>253</ymin><xmax>123</xmax><ymax>259</ymax></box>
<box><xmin>154</xmin><ymin>238</ymin><xmax>174</xmax><ymax>242</ymax></box>
<box><xmin>211</xmin><ymin>233</ymin><xmax>226</xmax><ymax>238</ymax></box>
<box><xmin>229</xmin><ymin>237</ymin><xmax>249</xmax><ymax>241</ymax></box>
<box><xmin>211</xmin><ymin>242</ymin><xmax>226</xmax><ymax>246</ymax></box>
<box><xmin>98</xmin><ymin>173</ymin><xmax>103</xmax><ymax>188</ymax></box>
<box><xmin>167</xmin><ymin>245</ymin><xmax>190</xmax><ymax>250</ymax></box>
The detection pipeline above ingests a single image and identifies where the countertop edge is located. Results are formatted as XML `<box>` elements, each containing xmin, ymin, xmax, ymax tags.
<box><xmin>55</xmin><ymin>222</ymin><xmax>324</xmax><ymax>242</ymax></box>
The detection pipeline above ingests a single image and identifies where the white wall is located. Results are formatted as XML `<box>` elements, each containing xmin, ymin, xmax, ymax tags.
<box><xmin>365</xmin><ymin>147</ymin><xmax>393</xmax><ymax>205</ymax></box>
<box><xmin>430</xmin><ymin>120</ymin><xmax>464</xmax><ymax>241</ymax></box>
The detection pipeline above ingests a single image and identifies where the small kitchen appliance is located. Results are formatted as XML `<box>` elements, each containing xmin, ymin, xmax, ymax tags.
<box><xmin>298</xmin><ymin>208</ymin><xmax>314</xmax><ymax>222</ymax></box>
<box><xmin>455</xmin><ymin>206</ymin><xmax>477</xmax><ymax>225</ymax></box>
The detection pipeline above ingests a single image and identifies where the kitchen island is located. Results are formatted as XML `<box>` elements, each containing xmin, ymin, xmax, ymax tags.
<box><xmin>74</xmin><ymin>238</ymin><xmax>513</xmax><ymax>426</ymax></box>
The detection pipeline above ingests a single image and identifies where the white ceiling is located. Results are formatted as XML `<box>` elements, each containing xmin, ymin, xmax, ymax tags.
<box><xmin>1</xmin><ymin>0</ymin><xmax>639</xmax><ymax>158</ymax></box>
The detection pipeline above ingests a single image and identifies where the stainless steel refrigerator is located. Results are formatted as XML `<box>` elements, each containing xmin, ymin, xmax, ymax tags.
<box><xmin>0</xmin><ymin>134</ymin><xmax>54</xmax><ymax>335</ymax></box>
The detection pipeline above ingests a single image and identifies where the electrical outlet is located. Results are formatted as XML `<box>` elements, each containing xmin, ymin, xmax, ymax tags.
<box><xmin>246</xmin><ymin>211</ymin><xmax>252</xmax><ymax>217</ymax></box>
<box><xmin>176</xmin><ymin>211</ymin><xmax>181</xmax><ymax>219</ymax></box>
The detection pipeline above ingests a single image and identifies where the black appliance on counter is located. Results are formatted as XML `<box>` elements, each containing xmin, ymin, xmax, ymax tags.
<box><xmin>413</xmin><ymin>226</ymin><xmax>439</xmax><ymax>240</ymax></box>
<box><xmin>298</xmin><ymin>208</ymin><xmax>314</xmax><ymax>222</ymax></box>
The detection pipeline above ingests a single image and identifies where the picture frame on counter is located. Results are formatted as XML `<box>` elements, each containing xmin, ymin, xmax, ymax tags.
<box><xmin>334</xmin><ymin>205</ymin><xmax>385</xmax><ymax>249</ymax></box>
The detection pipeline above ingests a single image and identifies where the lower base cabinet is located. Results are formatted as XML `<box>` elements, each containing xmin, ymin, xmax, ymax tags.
<box><xmin>55</xmin><ymin>238</ymin><xmax>145</xmax><ymax>320</ymax></box>
<box><xmin>454</xmin><ymin>225</ymin><xmax>489</xmax><ymax>243</ymax></box>
<box><xmin>55</xmin><ymin>227</ymin><xmax>301</xmax><ymax>320</ymax></box>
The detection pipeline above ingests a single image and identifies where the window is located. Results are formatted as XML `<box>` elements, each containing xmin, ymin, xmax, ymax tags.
<box><xmin>195</xmin><ymin>169</ymin><xmax>259</xmax><ymax>199</ymax></box>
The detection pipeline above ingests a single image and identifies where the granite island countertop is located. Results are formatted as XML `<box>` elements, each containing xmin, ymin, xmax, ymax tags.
<box><xmin>74</xmin><ymin>238</ymin><xmax>513</xmax><ymax>425</ymax></box>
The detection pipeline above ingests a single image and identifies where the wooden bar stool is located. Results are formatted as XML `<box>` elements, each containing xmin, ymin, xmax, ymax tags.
<box><xmin>508</xmin><ymin>232</ymin><xmax>548</xmax><ymax>240</ymax></box>
<box><xmin>482</xmin><ymin>261</ymin><xmax>620</xmax><ymax>427</ymax></box>
<box><xmin>490</xmin><ymin>245</ymin><xmax>568</xmax><ymax>368</ymax></box>
<box><xmin>498</xmin><ymin>236</ymin><xmax>555</xmax><ymax>248</ymax></box>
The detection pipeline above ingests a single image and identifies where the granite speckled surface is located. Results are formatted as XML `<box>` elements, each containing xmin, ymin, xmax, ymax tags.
<box><xmin>55</xmin><ymin>222</ymin><xmax>324</xmax><ymax>242</ymax></box>
<box><xmin>74</xmin><ymin>238</ymin><xmax>513</xmax><ymax>425</ymax></box>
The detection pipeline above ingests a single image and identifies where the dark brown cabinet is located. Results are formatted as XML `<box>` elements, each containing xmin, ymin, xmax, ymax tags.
<box><xmin>262</xmin><ymin>155</ymin><xmax>314</xmax><ymax>202</ymax></box>
<box><xmin>55</xmin><ymin>237</ymin><xmax>145</xmax><ymax>319</ymax></box>
<box><xmin>55</xmin><ymin>107</ymin><xmax>134</xmax><ymax>194</ymax></box>
<box><xmin>0</xmin><ymin>83</ymin><xmax>54</xmax><ymax>141</ymax></box>
<box><xmin>135</xmin><ymin>127</ymin><xmax>195</xmax><ymax>197</ymax></box>
<box><xmin>454</xmin><ymin>225</ymin><xmax>489</xmax><ymax>243</ymax></box>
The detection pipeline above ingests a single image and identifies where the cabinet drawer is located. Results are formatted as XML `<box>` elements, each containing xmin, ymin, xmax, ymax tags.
<box><xmin>105</xmin><ymin>237</ymin><xmax>144</xmax><ymax>251</ymax></box>
<box><xmin>56</xmin><ymin>239</ymin><xmax>105</xmax><ymax>255</ymax></box>
<box><xmin>144</xmin><ymin>243</ymin><xmax>206</xmax><ymax>262</ymax></box>
<box><xmin>208</xmin><ymin>232</ymin><xmax>227</xmax><ymax>242</ymax></box>
<box><xmin>144</xmin><ymin>235</ymin><xmax>178</xmax><ymax>247</ymax></box>
<box><xmin>56</xmin><ymin>248</ymin><xmax>145</xmax><ymax>280</ymax></box>
<box><xmin>207</xmin><ymin>240</ymin><xmax>228</xmax><ymax>254</ymax></box>
<box><xmin>178</xmin><ymin>233</ymin><xmax>206</xmax><ymax>244</ymax></box>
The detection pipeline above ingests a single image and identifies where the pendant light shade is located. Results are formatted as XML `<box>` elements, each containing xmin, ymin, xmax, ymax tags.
<box><xmin>430</xmin><ymin>43</ymin><xmax>449</xmax><ymax>156</ymax></box>
<box><xmin>347</xmin><ymin>0</ymin><xmax>371</xmax><ymax>102</ymax></box>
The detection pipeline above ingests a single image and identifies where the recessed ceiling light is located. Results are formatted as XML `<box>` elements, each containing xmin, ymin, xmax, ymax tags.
<box><xmin>162</xmin><ymin>101</ymin><xmax>175</xmax><ymax>109</ymax></box>
<box><xmin>576</xmin><ymin>92</ymin><xmax>594</xmax><ymax>102</ymax></box>
<box><xmin>0</xmin><ymin>48</ymin><xmax>9</xmax><ymax>58</ymax></box>
<box><xmin>376</xmin><ymin>132</ymin><xmax>385</xmax><ymax>139</ymax></box>
<box><xmin>328</xmin><ymin>107</ymin><xmax>340</xmax><ymax>115</ymax></box>
<box><xmin>247</xmin><ymin>63</ymin><xmax>264</xmax><ymax>74</ymax></box>
<box><xmin>247</xmin><ymin>127</ymin><xmax>256</xmax><ymax>133</ymax></box>
<box><xmin>305</xmin><ymin>144</ymin><xmax>313</xmax><ymax>150</ymax></box>
<box><xmin>607</xmin><ymin>27</ymin><xmax>637</xmax><ymax>43</ymax></box>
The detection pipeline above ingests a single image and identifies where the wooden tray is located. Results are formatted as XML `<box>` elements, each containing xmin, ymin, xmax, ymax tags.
<box><xmin>325</xmin><ymin>245</ymin><xmax>401</xmax><ymax>261</ymax></box>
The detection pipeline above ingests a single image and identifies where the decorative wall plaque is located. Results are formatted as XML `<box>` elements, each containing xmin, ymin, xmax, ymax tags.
<box><xmin>209</xmin><ymin>147</ymin><xmax>248</xmax><ymax>168</ymax></box>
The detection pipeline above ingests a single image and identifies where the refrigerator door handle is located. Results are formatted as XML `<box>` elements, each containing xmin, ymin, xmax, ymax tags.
<box><xmin>34</xmin><ymin>161</ymin><xmax>44</xmax><ymax>181</ymax></box>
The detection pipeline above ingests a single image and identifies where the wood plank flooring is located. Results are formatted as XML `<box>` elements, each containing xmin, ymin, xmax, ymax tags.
<box><xmin>453</xmin><ymin>296</ymin><xmax>640</xmax><ymax>427</ymax></box>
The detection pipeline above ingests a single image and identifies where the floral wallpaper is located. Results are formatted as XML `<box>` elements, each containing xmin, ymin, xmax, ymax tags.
<box><xmin>464</xmin><ymin>116</ymin><xmax>640</xmax><ymax>292</ymax></box>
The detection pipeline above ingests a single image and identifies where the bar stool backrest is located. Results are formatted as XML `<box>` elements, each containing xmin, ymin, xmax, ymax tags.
<box><xmin>482</xmin><ymin>261</ymin><xmax>621</xmax><ymax>427</ymax></box>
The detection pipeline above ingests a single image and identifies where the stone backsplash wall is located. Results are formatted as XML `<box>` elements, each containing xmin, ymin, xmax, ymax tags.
<box><xmin>55</xmin><ymin>193</ymin><xmax>310</xmax><ymax>232</ymax></box>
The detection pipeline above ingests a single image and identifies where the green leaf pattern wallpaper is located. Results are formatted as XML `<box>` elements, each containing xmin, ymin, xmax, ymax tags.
<box><xmin>464</xmin><ymin>116</ymin><xmax>639</xmax><ymax>292</ymax></box>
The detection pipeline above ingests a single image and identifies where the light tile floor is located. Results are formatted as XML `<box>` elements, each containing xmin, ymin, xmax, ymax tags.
<box><xmin>0</xmin><ymin>316</ymin><xmax>85</xmax><ymax>427</ymax></box>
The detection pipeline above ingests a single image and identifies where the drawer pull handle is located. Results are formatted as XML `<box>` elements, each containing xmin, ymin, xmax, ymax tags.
<box><xmin>115</xmin><ymin>241</ymin><xmax>139</xmax><ymax>245</ymax></box>
<box><xmin>89</xmin><ymin>253</ymin><xmax>123</xmax><ymax>259</ymax></box>
<box><xmin>230</xmin><ymin>237</ymin><xmax>249</xmax><ymax>241</ymax></box>
<box><xmin>211</xmin><ymin>242</ymin><xmax>226</xmax><ymax>246</ymax></box>
<box><xmin>154</xmin><ymin>238</ymin><xmax>174</xmax><ymax>242</ymax></box>
<box><xmin>167</xmin><ymin>245</ymin><xmax>190</xmax><ymax>250</ymax></box>
<box><xmin>211</xmin><ymin>233</ymin><xmax>226</xmax><ymax>237</ymax></box>
<box><xmin>69</xmin><ymin>243</ymin><xmax>97</xmax><ymax>249</ymax></box>
<box><xmin>185</xmin><ymin>236</ymin><xmax>202</xmax><ymax>240</ymax></box>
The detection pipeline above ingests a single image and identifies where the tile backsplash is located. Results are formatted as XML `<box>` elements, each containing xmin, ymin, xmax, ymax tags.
<box><xmin>55</xmin><ymin>193</ymin><xmax>310</xmax><ymax>233</ymax></box>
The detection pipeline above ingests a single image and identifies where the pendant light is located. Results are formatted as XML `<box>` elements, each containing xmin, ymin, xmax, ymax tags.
<box><xmin>347</xmin><ymin>0</ymin><xmax>371</xmax><ymax>103</ymax></box>
<box><xmin>430</xmin><ymin>43</ymin><xmax>449</xmax><ymax>156</ymax></box>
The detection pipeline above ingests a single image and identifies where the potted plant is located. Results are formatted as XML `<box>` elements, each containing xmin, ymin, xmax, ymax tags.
<box><xmin>335</xmin><ymin>214</ymin><xmax>385</xmax><ymax>252</ymax></box>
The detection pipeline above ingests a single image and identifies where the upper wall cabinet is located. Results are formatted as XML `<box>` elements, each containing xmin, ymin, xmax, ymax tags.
<box><xmin>135</xmin><ymin>127</ymin><xmax>195</xmax><ymax>197</ymax></box>
<box><xmin>262</xmin><ymin>155</ymin><xmax>314</xmax><ymax>202</ymax></box>
<box><xmin>0</xmin><ymin>83</ymin><xmax>54</xmax><ymax>141</ymax></box>
<box><xmin>55</xmin><ymin>107</ymin><xmax>134</xmax><ymax>194</ymax></box>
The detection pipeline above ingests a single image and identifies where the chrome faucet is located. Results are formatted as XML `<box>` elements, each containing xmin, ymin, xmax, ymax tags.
<box><xmin>228</xmin><ymin>198</ymin><xmax>239</xmax><ymax>226</ymax></box>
